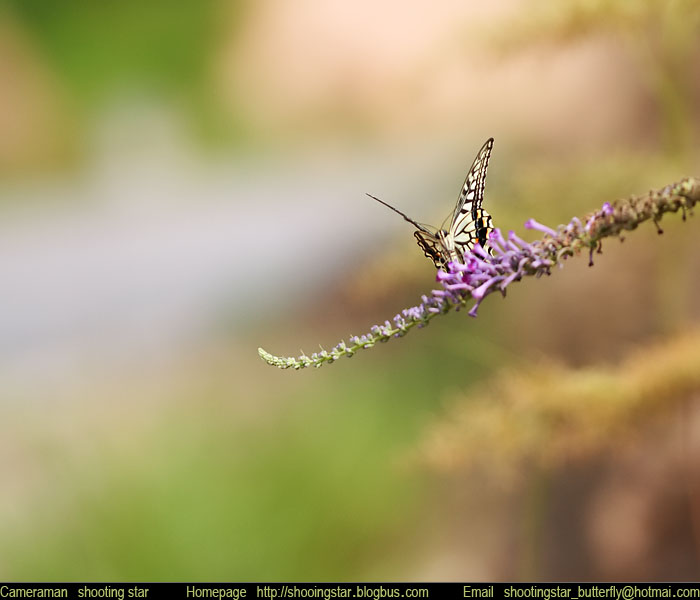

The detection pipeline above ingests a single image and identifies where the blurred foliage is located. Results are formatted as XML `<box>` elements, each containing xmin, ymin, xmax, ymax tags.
<box><xmin>1</xmin><ymin>378</ymin><xmax>422</xmax><ymax>579</ymax></box>
<box><xmin>421</xmin><ymin>328</ymin><xmax>700</xmax><ymax>483</ymax></box>
<box><xmin>0</xmin><ymin>335</ymin><xmax>508</xmax><ymax>580</ymax></box>
<box><xmin>494</xmin><ymin>0</ymin><xmax>700</xmax><ymax>155</ymax></box>
<box><xmin>7</xmin><ymin>1</ymin><xmax>216</xmax><ymax>102</ymax></box>
<box><xmin>3</xmin><ymin>0</ymin><xmax>250</xmax><ymax>146</ymax></box>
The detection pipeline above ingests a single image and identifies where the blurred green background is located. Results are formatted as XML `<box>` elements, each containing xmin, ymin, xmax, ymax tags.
<box><xmin>1</xmin><ymin>0</ymin><xmax>699</xmax><ymax>581</ymax></box>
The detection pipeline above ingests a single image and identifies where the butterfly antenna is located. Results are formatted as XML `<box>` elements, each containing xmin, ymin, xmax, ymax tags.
<box><xmin>366</xmin><ymin>193</ymin><xmax>423</xmax><ymax>229</ymax></box>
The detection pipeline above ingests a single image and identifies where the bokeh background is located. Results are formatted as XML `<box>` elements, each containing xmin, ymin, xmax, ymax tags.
<box><xmin>1</xmin><ymin>0</ymin><xmax>699</xmax><ymax>581</ymax></box>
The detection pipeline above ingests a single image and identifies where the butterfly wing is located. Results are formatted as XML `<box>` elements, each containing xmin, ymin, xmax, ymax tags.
<box><xmin>449</xmin><ymin>138</ymin><xmax>494</xmax><ymax>255</ymax></box>
<box><xmin>452</xmin><ymin>207</ymin><xmax>493</xmax><ymax>257</ymax></box>
<box><xmin>413</xmin><ymin>229</ymin><xmax>446</xmax><ymax>269</ymax></box>
<box><xmin>450</xmin><ymin>138</ymin><xmax>494</xmax><ymax>227</ymax></box>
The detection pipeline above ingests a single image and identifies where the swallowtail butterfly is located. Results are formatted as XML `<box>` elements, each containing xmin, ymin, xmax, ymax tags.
<box><xmin>368</xmin><ymin>137</ymin><xmax>494</xmax><ymax>269</ymax></box>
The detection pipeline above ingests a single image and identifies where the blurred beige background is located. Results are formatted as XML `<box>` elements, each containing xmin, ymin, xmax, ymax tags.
<box><xmin>0</xmin><ymin>0</ymin><xmax>699</xmax><ymax>580</ymax></box>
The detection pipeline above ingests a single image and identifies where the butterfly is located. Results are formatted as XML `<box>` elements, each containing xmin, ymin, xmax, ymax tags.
<box><xmin>367</xmin><ymin>137</ymin><xmax>494</xmax><ymax>269</ymax></box>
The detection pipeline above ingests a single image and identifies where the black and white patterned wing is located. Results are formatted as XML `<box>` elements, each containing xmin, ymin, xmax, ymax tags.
<box><xmin>450</xmin><ymin>137</ymin><xmax>493</xmax><ymax>228</ymax></box>
<box><xmin>450</xmin><ymin>138</ymin><xmax>494</xmax><ymax>254</ymax></box>
<box><xmin>413</xmin><ymin>229</ymin><xmax>446</xmax><ymax>268</ymax></box>
<box><xmin>452</xmin><ymin>207</ymin><xmax>493</xmax><ymax>256</ymax></box>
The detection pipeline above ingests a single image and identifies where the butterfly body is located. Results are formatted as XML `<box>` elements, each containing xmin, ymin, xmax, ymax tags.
<box><xmin>369</xmin><ymin>137</ymin><xmax>495</xmax><ymax>270</ymax></box>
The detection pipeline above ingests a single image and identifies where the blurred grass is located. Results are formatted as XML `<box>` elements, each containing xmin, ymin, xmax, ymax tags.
<box><xmin>414</xmin><ymin>327</ymin><xmax>700</xmax><ymax>580</ymax></box>
<box><xmin>421</xmin><ymin>328</ymin><xmax>700</xmax><ymax>479</ymax></box>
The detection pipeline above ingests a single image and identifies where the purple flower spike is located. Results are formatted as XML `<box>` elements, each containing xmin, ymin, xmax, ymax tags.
<box><xmin>564</xmin><ymin>217</ymin><xmax>583</xmax><ymax>234</ymax></box>
<box><xmin>471</xmin><ymin>277</ymin><xmax>501</xmax><ymax>300</ymax></box>
<box><xmin>508</xmin><ymin>230</ymin><xmax>532</xmax><ymax>251</ymax></box>
<box><xmin>487</xmin><ymin>231</ymin><xmax>507</xmax><ymax>256</ymax></box>
<box><xmin>584</xmin><ymin>215</ymin><xmax>596</xmax><ymax>233</ymax></box>
<box><xmin>524</xmin><ymin>218</ymin><xmax>558</xmax><ymax>238</ymax></box>
<box><xmin>436</xmin><ymin>270</ymin><xmax>453</xmax><ymax>282</ymax></box>
<box><xmin>260</xmin><ymin>177</ymin><xmax>699</xmax><ymax>369</ymax></box>
<box><xmin>468</xmin><ymin>302</ymin><xmax>481</xmax><ymax>318</ymax></box>
<box><xmin>471</xmin><ymin>243</ymin><xmax>491</xmax><ymax>259</ymax></box>
<box><xmin>501</xmin><ymin>271</ymin><xmax>521</xmax><ymax>288</ymax></box>
<box><xmin>490</xmin><ymin>228</ymin><xmax>508</xmax><ymax>247</ymax></box>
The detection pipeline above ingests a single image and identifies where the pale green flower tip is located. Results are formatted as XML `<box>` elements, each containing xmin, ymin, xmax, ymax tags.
<box><xmin>258</xmin><ymin>347</ymin><xmax>286</xmax><ymax>368</ymax></box>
